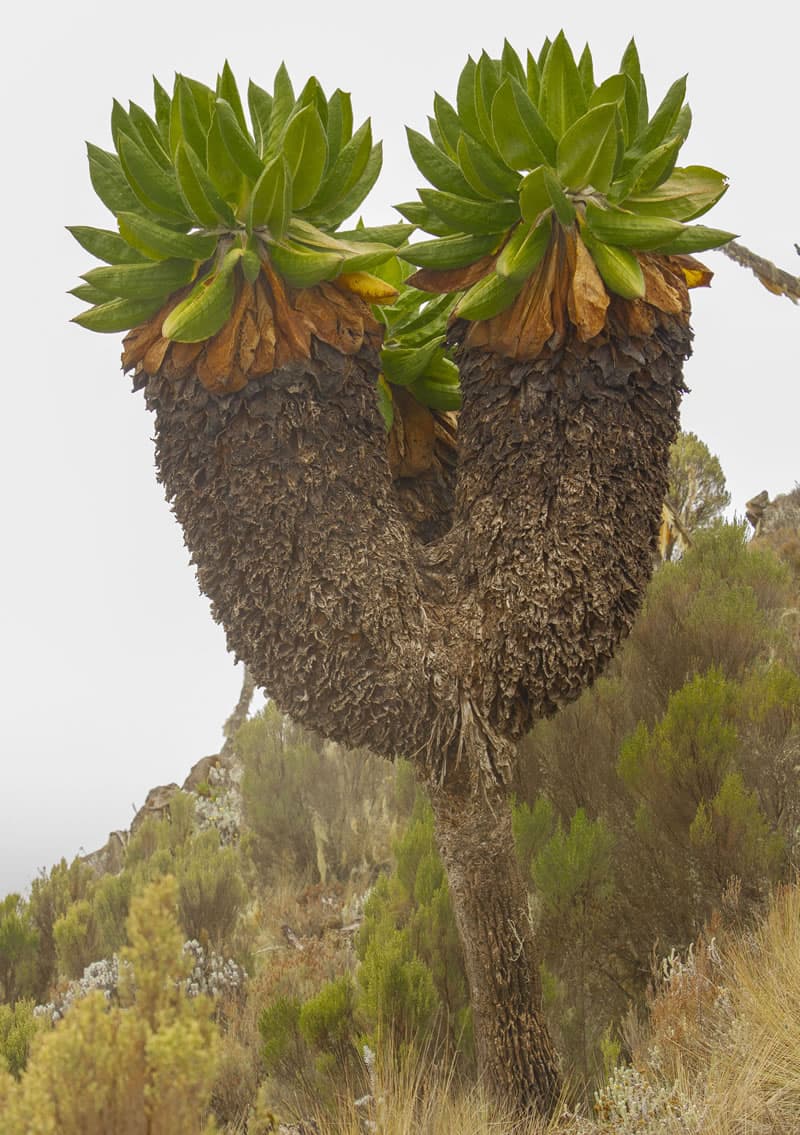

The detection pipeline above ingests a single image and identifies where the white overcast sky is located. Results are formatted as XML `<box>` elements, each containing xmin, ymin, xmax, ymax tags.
<box><xmin>1</xmin><ymin>0</ymin><xmax>797</xmax><ymax>897</ymax></box>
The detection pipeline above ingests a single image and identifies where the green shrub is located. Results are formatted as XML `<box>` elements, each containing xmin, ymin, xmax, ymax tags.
<box><xmin>0</xmin><ymin>1000</ymin><xmax>39</xmax><ymax>1078</ymax></box>
<box><xmin>177</xmin><ymin>829</ymin><xmax>247</xmax><ymax>950</ymax></box>
<box><xmin>0</xmin><ymin>896</ymin><xmax>38</xmax><ymax>1004</ymax></box>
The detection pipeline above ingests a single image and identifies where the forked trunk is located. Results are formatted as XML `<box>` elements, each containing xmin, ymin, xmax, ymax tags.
<box><xmin>130</xmin><ymin>271</ymin><xmax>692</xmax><ymax>1116</ymax></box>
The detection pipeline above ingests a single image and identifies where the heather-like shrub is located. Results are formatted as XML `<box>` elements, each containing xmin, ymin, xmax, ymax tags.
<box><xmin>0</xmin><ymin>1000</ymin><xmax>39</xmax><ymax>1078</ymax></box>
<box><xmin>0</xmin><ymin>877</ymin><xmax>219</xmax><ymax>1133</ymax></box>
<box><xmin>177</xmin><ymin>829</ymin><xmax>247</xmax><ymax>951</ymax></box>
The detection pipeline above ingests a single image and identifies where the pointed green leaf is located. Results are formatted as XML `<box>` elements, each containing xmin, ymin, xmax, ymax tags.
<box><xmin>433</xmin><ymin>93</ymin><xmax>462</xmax><ymax>159</ymax></box>
<box><xmin>71</xmin><ymin>295</ymin><xmax>165</xmax><ymax>333</ymax></box>
<box><xmin>620</xmin><ymin>39</ymin><xmax>648</xmax><ymax>135</ymax></box>
<box><xmin>217</xmin><ymin>61</ymin><xmax>248</xmax><ymax>133</ymax></box>
<box><xmin>128</xmin><ymin>102</ymin><xmax>171</xmax><ymax>169</ymax></box>
<box><xmin>174</xmin><ymin>141</ymin><xmax>237</xmax><ymax>227</ymax></box>
<box><xmin>491</xmin><ymin>79</ymin><xmax>556</xmax><ymax>170</ymax></box>
<box><xmin>170</xmin><ymin>77</ymin><xmax>207</xmax><ymax>163</ymax></box>
<box><xmin>216</xmin><ymin>97</ymin><xmax>264</xmax><ymax>182</ymax></box>
<box><xmin>455</xmin><ymin>269</ymin><xmax>525</xmax><ymax>320</ymax></box>
<box><xmin>526</xmin><ymin>50</ymin><xmax>541</xmax><ymax>106</ymax></box>
<box><xmin>381</xmin><ymin>339</ymin><xmax>440</xmax><ymax>386</ymax></box>
<box><xmin>308</xmin><ymin>118</ymin><xmax>372</xmax><ymax>213</ymax></box>
<box><xmin>248</xmin><ymin>80</ymin><xmax>273</xmax><ymax>157</ymax></box>
<box><xmin>87</xmin><ymin>143</ymin><xmax>145</xmax><ymax>215</ymax></box>
<box><xmin>183</xmin><ymin>77</ymin><xmax>216</xmax><ymax>132</ymax></box>
<box><xmin>540</xmin><ymin>31</ymin><xmax>587</xmax><ymax>138</ymax></box>
<box><xmin>612</xmin><ymin>134</ymin><xmax>685</xmax><ymax>200</ymax></box>
<box><xmin>241</xmin><ymin>248</ymin><xmax>262</xmax><ymax>283</ymax></box>
<box><xmin>476</xmin><ymin>51</ymin><xmax>502</xmax><ymax>147</ymax></box>
<box><xmin>337</xmin><ymin>222</ymin><xmax>413</xmax><ymax>246</ymax></box>
<box><xmin>518</xmin><ymin>166</ymin><xmax>551</xmax><ymax>224</ymax></box>
<box><xmin>649</xmin><ymin>223</ymin><xmax>736</xmax><ymax>254</ymax></box>
<box><xmin>266</xmin><ymin>62</ymin><xmax>296</xmax><ymax>154</ymax></box>
<box><xmin>624</xmin><ymin>165</ymin><xmax>729</xmax><ymax>221</ymax></box>
<box><xmin>582</xmin><ymin>229</ymin><xmax>644</xmax><ymax>298</ymax></box>
<box><xmin>419</xmin><ymin>187</ymin><xmax>519</xmax><ymax>234</ymax></box>
<box><xmin>206</xmin><ymin>106</ymin><xmax>246</xmax><ymax>206</ymax></box>
<box><xmin>544</xmin><ymin>168</ymin><xmax>576</xmax><ymax>226</ymax></box>
<box><xmin>162</xmin><ymin>249</ymin><xmax>242</xmax><ymax>342</ymax></box>
<box><xmin>326</xmin><ymin>89</ymin><xmax>353</xmax><ymax>166</ymax></box>
<box><xmin>501</xmin><ymin>40</ymin><xmax>526</xmax><ymax>84</ymax></box>
<box><xmin>153</xmin><ymin>77</ymin><xmax>172</xmax><ymax>144</ymax></box>
<box><xmin>456</xmin><ymin>57</ymin><xmax>483</xmax><ymax>140</ymax></box>
<box><xmin>69</xmin><ymin>283</ymin><xmax>111</xmax><ymax>303</ymax></box>
<box><xmin>68</xmin><ymin>225</ymin><xmax>148</xmax><ymax>264</ymax></box>
<box><xmin>82</xmin><ymin>257</ymin><xmax>196</xmax><ymax>300</ymax></box>
<box><xmin>393</xmin><ymin>201</ymin><xmax>452</xmax><ymax>237</ymax></box>
<box><xmin>557</xmin><ymin>103</ymin><xmax>621</xmax><ymax>192</ymax></box>
<box><xmin>496</xmin><ymin>213</ymin><xmax>552</xmax><ymax>282</ymax></box>
<box><xmin>585</xmin><ymin>202</ymin><xmax>685</xmax><ymax>250</ymax></box>
<box><xmin>400</xmin><ymin>231</ymin><xmax>500</xmax><ymax>269</ymax></box>
<box><xmin>282</xmin><ymin>103</ymin><xmax>328</xmax><ymax>209</ymax></box>
<box><xmin>117</xmin><ymin>132</ymin><xmax>190</xmax><ymax>221</ymax></box>
<box><xmin>248</xmin><ymin>153</ymin><xmax>291</xmax><ymax>237</ymax></box>
<box><xmin>630</xmin><ymin>75</ymin><xmax>686</xmax><ymax>156</ymax></box>
<box><xmin>117</xmin><ymin>212</ymin><xmax>218</xmax><ymax>261</ymax></box>
<box><xmin>577</xmin><ymin>45</ymin><xmax>595</xmax><ymax>98</ymax></box>
<box><xmin>406</xmin><ymin>126</ymin><xmax>478</xmax><ymax>198</ymax></box>
<box><xmin>317</xmin><ymin>141</ymin><xmax>382</xmax><ymax>227</ymax></box>
<box><xmin>538</xmin><ymin>38</ymin><xmax>552</xmax><ymax>73</ymax></box>
<box><xmin>456</xmin><ymin>133</ymin><xmax>520</xmax><ymax>199</ymax></box>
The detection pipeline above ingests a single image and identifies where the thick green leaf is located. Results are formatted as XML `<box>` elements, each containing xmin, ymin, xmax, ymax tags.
<box><xmin>249</xmin><ymin>153</ymin><xmax>291</xmax><ymax>237</ymax></box>
<box><xmin>394</xmin><ymin>201</ymin><xmax>452</xmax><ymax>237</ymax></box>
<box><xmin>577</xmin><ymin>44</ymin><xmax>595</xmax><ymax>99</ymax></box>
<box><xmin>409</xmin><ymin>374</ymin><xmax>461</xmax><ymax>411</ymax></box>
<box><xmin>518</xmin><ymin>166</ymin><xmax>551</xmax><ymax>223</ymax></box>
<box><xmin>457</xmin><ymin>133</ymin><xmax>520</xmax><ymax>198</ymax></box>
<box><xmin>216</xmin><ymin>98</ymin><xmax>264</xmax><ymax>182</ymax></box>
<box><xmin>338</xmin><ymin>223</ymin><xmax>414</xmax><ymax>246</ymax></box>
<box><xmin>71</xmin><ymin>295</ymin><xmax>164</xmax><ymax>332</ymax></box>
<box><xmin>582</xmin><ymin>230</ymin><xmax>644</xmax><ymax>298</ymax></box>
<box><xmin>433</xmin><ymin>93</ymin><xmax>462</xmax><ymax>160</ymax></box>
<box><xmin>456</xmin><ymin>57</ymin><xmax>483</xmax><ymax>141</ymax></box>
<box><xmin>162</xmin><ymin>249</ymin><xmax>242</xmax><ymax>342</ymax></box>
<box><xmin>491</xmin><ymin>79</ymin><xmax>556</xmax><ymax>170</ymax></box>
<box><xmin>153</xmin><ymin>77</ymin><xmax>172</xmax><ymax>144</ymax></box>
<box><xmin>68</xmin><ymin>225</ymin><xmax>148</xmax><ymax>264</ymax></box>
<box><xmin>174</xmin><ymin>141</ymin><xmax>237</xmax><ymax>227</ymax></box>
<box><xmin>248</xmin><ymin>80</ymin><xmax>273</xmax><ymax>157</ymax></box>
<box><xmin>266</xmin><ymin>238</ymin><xmax>343</xmax><ymax>286</ymax></box>
<box><xmin>629</xmin><ymin>75</ymin><xmax>686</xmax><ymax>157</ymax></box>
<box><xmin>117</xmin><ymin>211</ymin><xmax>218</xmax><ymax>261</ymax></box>
<box><xmin>128</xmin><ymin>102</ymin><xmax>171</xmax><ymax>169</ymax></box>
<box><xmin>540</xmin><ymin>31</ymin><xmax>588</xmax><ymax>139</ymax></box>
<box><xmin>455</xmin><ymin>269</ymin><xmax>524</xmax><ymax>320</ymax></box>
<box><xmin>624</xmin><ymin>165</ymin><xmax>728</xmax><ymax>221</ymax></box>
<box><xmin>87</xmin><ymin>143</ymin><xmax>144</xmax><ymax>215</ymax></box>
<box><xmin>620</xmin><ymin>39</ymin><xmax>648</xmax><ymax>135</ymax></box>
<box><xmin>501</xmin><ymin>39</ymin><xmax>526</xmax><ymax>84</ymax></box>
<box><xmin>217</xmin><ymin>61</ymin><xmax>248</xmax><ymax>133</ymax></box>
<box><xmin>308</xmin><ymin>119</ymin><xmax>372</xmax><ymax>213</ymax></box>
<box><xmin>282</xmin><ymin>104</ymin><xmax>329</xmax><ymax>209</ymax></box>
<box><xmin>266</xmin><ymin>62</ymin><xmax>296</xmax><ymax>154</ymax></box>
<box><xmin>419</xmin><ymin>188</ymin><xmax>519</xmax><ymax>234</ymax></box>
<box><xmin>476</xmin><ymin>52</ymin><xmax>502</xmax><ymax>147</ymax></box>
<box><xmin>170</xmin><ymin>77</ymin><xmax>207</xmax><ymax>163</ymax></box>
<box><xmin>82</xmin><ymin>257</ymin><xmax>196</xmax><ymax>300</ymax></box>
<box><xmin>117</xmin><ymin>133</ymin><xmax>190</xmax><ymax>221</ymax></box>
<box><xmin>650</xmin><ymin>223</ymin><xmax>736</xmax><ymax>254</ymax></box>
<box><xmin>612</xmin><ymin>134</ymin><xmax>684</xmax><ymax>201</ymax></box>
<box><xmin>401</xmin><ymin>231</ymin><xmax>500</xmax><ymax>268</ymax></box>
<box><xmin>326</xmin><ymin>89</ymin><xmax>353</xmax><ymax>166</ymax></box>
<box><xmin>318</xmin><ymin>141</ymin><xmax>382</xmax><ymax>226</ymax></box>
<box><xmin>584</xmin><ymin>202</ymin><xmax>685</xmax><ymax>250</ymax></box>
<box><xmin>526</xmin><ymin>50</ymin><xmax>541</xmax><ymax>105</ymax></box>
<box><xmin>496</xmin><ymin>214</ymin><xmax>552</xmax><ymax>282</ymax></box>
<box><xmin>183</xmin><ymin>78</ymin><xmax>216</xmax><ymax>132</ymax></box>
<box><xmin>381</xmin><ymin>339</ymin><xmax>440</xmax><ymax>385</ymax></box>
<box><xmin>556</xmin><ymin>102</ymin><xmax>621</xmax><ymax>192</ymax></box>
<box><xmin>407</xmin><ymin>126</ymin><xmax>477</xmax><ymax>198</ymax></box>
<box><xmin>69</xmin><ymin>283</ymin><xmax>111</xmax><ymax>303</ymax></box>
<box><xmin>206</xmin><ymin>107</ymin><xmax>246</xmax><ymax>206</ymax></box>
<box><xmin>544</xmin><ymin>169</ymin><xmax>576</xmax><ymax>226</ymax></box>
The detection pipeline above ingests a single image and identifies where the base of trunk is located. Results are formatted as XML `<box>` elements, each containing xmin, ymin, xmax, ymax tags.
<box><xmin>428</xmin><ymin>769</ymin><xmax>562</xmax><ymax>1116</ymax></box>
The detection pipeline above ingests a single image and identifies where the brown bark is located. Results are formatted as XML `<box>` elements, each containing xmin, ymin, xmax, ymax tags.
<box><xmin>134</xmin><ymin>276</ymin><xmax>693</xmax><ymax>1116</ymax></box>
<box><xmin>429</xmin><ymin>770</ymin><xmax>561</xmax><ymax>1114</ymax></box>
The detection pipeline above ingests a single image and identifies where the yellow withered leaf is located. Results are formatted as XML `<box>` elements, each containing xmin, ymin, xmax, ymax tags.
<box><xmin>640</xmin><ymin>258</ymin><xmax>684</xmax><ymax>314</ymax></box>
<box><xmin>335</xmin><ymin>271</ymin><xmax>398</xmax><ymax>305</ymax></box>
<box><xmin>669</xmin><ymin>254</ymin><xmax>713</xmax><ymax>290</ymax></box>
<box><xmin>568</xmin><ymin>234</ymin><xmax>609</xmax><ymax>342</ymax></box>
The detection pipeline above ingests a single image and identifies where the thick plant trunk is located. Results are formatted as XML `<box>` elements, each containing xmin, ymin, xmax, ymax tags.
<box><xmin>133</xmin><ymin>275</ymin><xmax>693</xmax><ymax>1117</ymax></box>
<box><xmin>429</xmin><ymin>764</ymin><xmax>561</xmax><ymax>1114</ymax></box>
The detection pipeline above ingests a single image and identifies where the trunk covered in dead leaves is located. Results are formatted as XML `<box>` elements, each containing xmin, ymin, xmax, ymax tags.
<box><xmin>133</xmin><ymin>269</ymin><xmax>692</xmax><ymax>1116</ymax></box>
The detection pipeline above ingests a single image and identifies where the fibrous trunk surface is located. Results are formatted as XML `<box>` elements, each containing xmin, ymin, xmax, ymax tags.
<box><xmin>139</xmin><ymin>277</ymin><xmax>691</xmax><ymax>786</ymax></box>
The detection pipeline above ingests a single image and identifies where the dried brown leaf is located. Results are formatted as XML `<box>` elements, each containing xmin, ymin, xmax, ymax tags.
<box><xmin>568</xmin><ymin>234</ymin><xmax>610</xmax><ymax>342</ymax></box>
<box><xmin>640</xmin><ymin>257</ymin><xmax>684</xmax><ymax>314</ymax></box>
<box><xmin>407</xmin><ymin>254</ymin><xmax>497</xmax><ymax>295</ymax></box>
